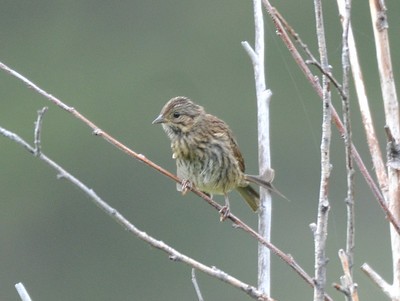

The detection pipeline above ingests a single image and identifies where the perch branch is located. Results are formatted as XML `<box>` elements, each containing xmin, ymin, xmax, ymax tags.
<box><xmin>0</xmin><ymin>125</ymin><xmax>275</xmax><ymax>301</ymax></box>
<box><xmin>0</xmin><ymin>61</ymin><xmax>332</xmax><ymax>301</ymax></box>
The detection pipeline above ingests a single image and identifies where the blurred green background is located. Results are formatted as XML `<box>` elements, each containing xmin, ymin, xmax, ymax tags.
<box><xmin>1</xmin><ymin>1</ymin><xmax>399</xmax><ymax>300</ymax></box>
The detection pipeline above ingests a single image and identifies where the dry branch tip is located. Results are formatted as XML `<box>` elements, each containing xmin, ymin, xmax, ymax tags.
<box><xmin>33</xmin><ymin>106</ymin><xmax>48</xmax><ymax>156</ymax></box>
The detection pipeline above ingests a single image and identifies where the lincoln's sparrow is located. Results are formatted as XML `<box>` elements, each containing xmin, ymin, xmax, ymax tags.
<box><xmin>153</xmin><ymin>96</ymin><xmax>283</xmax><ymax>218</ymax></box>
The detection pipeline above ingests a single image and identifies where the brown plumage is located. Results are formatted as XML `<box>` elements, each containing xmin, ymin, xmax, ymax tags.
<box><xmin>153</xmin><ymin>96</ymin><xmax>282</xmax><ymax>218</ymax></box>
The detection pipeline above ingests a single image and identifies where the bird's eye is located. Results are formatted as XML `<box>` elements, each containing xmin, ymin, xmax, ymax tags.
<box><xmin>172</xmin><ymin>112</ymin><xmax>181</xmax><ymax>119</ymax></box>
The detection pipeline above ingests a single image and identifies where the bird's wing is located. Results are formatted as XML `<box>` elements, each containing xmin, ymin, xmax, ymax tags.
<box><xmin>207</xmin><ymin>114</ymin><xmax>246</xmax><ymax>172</ymax></box>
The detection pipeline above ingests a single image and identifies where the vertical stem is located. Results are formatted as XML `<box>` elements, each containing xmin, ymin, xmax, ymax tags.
<box><xmin>314</xmin><ymin>0</ymin><xmax>331</xmax><ymax>300</ymax></box>
<box><xmin>336</xmin><ymin>0</ymin><xmax>389</xmax><ymax>211</ymax></box>
<box><xmin>369</xmin><ymin>0</ymin><xmax>400</xmax><ymax>294</ymax></box>
<box><xmin>257</xmin><ymin>100</ymin><xmax>272</xmax><ymax>296</ymax></box>
<box><xmin>250</xmin><ymin>0</ymin><xmax>272</xmax><ymax>295</ymax></box>
<box><xmin>340</xmin><ymin>0</ymin><xmax>355</xmax><ymax>279</ymax></box>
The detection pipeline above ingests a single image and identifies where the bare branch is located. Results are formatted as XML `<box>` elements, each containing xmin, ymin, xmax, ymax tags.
<box><xmin>191</xmin><ymin>269</ymin><xmax>205</xmax><ymax>301</ymax></box>
<box><xmin>313</xmin><ymin>0</ymin><xmax>331</xmax><ymax>300</ymax></box>
<box><xmin>273</xmin><ymin>10</ymin><xmax>345</xmax><ymax>100</ymax></box>
<box><xmin>361</xmin><ymin>263</ymin><xmax>395</xmax><ymax>299</ymax></box>
<box><xmin>258</xmin><ymin>1</ymin><xmax>400</xmax><ymax>235</ymax></box>
<box><xmin>333</xmin><ymin>282</ymin><xmax>349</xmax><ymax>296</ymax></box>
<box><xmin>305</xmin><ymin>60</ymin><xmax>346</xmax><ymax>99</ymax></box>
<box><xmin>0</xmin><ymin>61</ymin><xmax>329</xmax><ymax>299</ymax></box>
<box><xmin>337</xmin><ymin>0</ymin><xmax>356</xmax><ymax>280</ymax></box>
<box><xmin>15</xmin><ymin>283</ymin><xmax>33</xmax><ymax>301</ymax></box>
<box><xmin>241</xmin><ymin>41</ymin><xmax>257</xmax><ymax>64</ymax></box>
<box><xmin>33</xmin><ymin>106</ymin><xmax>48</xmax><ymax>156</ymax></box>
<box><xmin>370</xmin><ymin>0</ymin><xmax>400</xmax><ymax>292</ymax></box>
<box><xmin>338</xmin><ymin>0</ymin><xmax>389</xmax><ymax>197</ymax></box>
<box><xmin>0</xmin><ymin>61</ymin><xmax>251</xmax><ymax>224</ymax></box>
<box><xmin>0</xmin><ymin>126</ymin><xmax>274</xmax><ymax>301</ymax></box>
<box><xmin>242</xmin><ymin>0</ymin><xmax>273</xmax><ymax>295</ymax></box>
<box><xmin>334</xmin><ymin>249</ymin><xmax>359</xmax><ymax>301</ymax></box>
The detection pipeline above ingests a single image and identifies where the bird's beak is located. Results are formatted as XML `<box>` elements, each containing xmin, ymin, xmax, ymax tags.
<box><xmin>152</xmin><ymin>114</ymin><xmax>165</xmax><ymax>124</ymax></box>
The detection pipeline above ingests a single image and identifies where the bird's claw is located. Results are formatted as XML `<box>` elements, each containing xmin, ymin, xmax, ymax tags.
<box><xmin>181</xmin><ymin>179</ymin><xmax>193</xmax><ymax>195</ymax></box>
<box><xmin>219</xmin><ymin>206</ymin><xmax>230</xmax><ymax>222</ymax></box>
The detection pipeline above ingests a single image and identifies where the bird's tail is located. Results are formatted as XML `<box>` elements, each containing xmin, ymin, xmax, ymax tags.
<box><xmin>245</xmin><ymin>174</ymin><xmax>290</xmax><ymax>201</ymax></box>
<box><xmin>236</xmin><ymin>185</ymin><xmax>260</xmax><ymax>212</ymax></box>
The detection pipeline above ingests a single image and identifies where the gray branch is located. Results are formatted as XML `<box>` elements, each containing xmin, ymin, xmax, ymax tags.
<box><xmin>0</xmin><ymin>59</ymin><xmax>326</xmax><ymax>299</ymax></box>
<box><xmin>313</xmin><ymin>0</ymin><xmax>331</xmax><ymax>300</ymax></box>
<box><xmin>338</xmin><ymin>0</ymin><xmax>356</xmax><ymax>286</ymax></box>
<box><xmin>15</xmin><ymin>283</ymin><xmax>33</xmax><ymax>301</ymax></box>
<box><xmin>191</xmin><ymin>269</ymin><xmax>205</xmax><ymax>301</ymax></box>
<box><xmin>368</xmin><ymin>0</ymin><xmax>400</xmax><ymax>296</ymax></box>
<box><xmin>334</xmin><ymin>249</ymin><xmax>359</xmax><ymax>301</ymax></box>
<box><xmin>33</xmin><ymin>107</ymin><xmax>48</xmax><ymax>156</ymax></box>
<box><xmin>259</xmin><ymin>0</ymin><xmax>400</xmax><ymax>235</ymax></box>
<box><xmin>0</xmin><ymin>124</ymin><xmax>274</xmax><ymax>301</ymax></box>
<box><xmin>361</xmin><ymin>263</ymin><xmax>395</xmax><ymax>299</ymax></box>
<box><xmin>242</xmin><ymin>0</ymin><xmax>273</xmax><ymax>295</ymax></box>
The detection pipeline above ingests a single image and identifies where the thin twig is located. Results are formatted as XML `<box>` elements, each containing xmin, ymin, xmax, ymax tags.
<box><xmin>274</xmin><ymin>10</ymin><xmax>346</xmax><ymax>100</ymax></box>
<box><xmin>241</xmin><ymin>41</ymin><xmax>257</xmax><ymax>63</ymax></box>
<box><xmin>242</xmin><ymin>0</ymin><xmax>272</xmax><ymax>295</ymax></box>
<box><xmin>258</xmin><ymin>1</ymin><xmax>400</xmax><ymax>235</ymax></box>
<box><xmin>335</xmin><ymin>250</ymin><xmax>359</xmax><ymax>301</ymax></box>
<box><xmin>306</xmin><ymin>60</ymin><xmax>346</xmax><ymax>100</ymax></box>
<box><xmin>313</xmin><ymin>1</ymin><xmax>331</xmax><ymax>300</ymax></box>
<box><xmin>338</xmin><ymin>0</ymin><xmax>390</xmax><ymax>210</ymax></box>
<box><xmin>15</xmin><ymin>283</ymin><xmax>33</xmax><ymax>301</ymax></box>
<box><xmin>0</xmin><ymin>126</ymin><xmax>274</xmax><ymax>301</ymax></box>
<box><xmin>332</xmin><ymin>282</ymin><xmax>349</xmax><ymax>296</ymax></box>
<box><xmin>34</xmin><ymin>107</ymin><xmax>48</xmax><ymax>156</ymax></box>
<box><xmin>338</xmin><ymin>0</ymin><xmax>356</xmax><ymax>282</ymax></box>
<box><xmin>0</xmin><ymin>61</ymin><xmax>329</xmax><ymax>300</ymax></box>
<box><xmin>361</xmin><ymin>263</ymin><xmax>394</xmax><ymax>299</ymax></box>
<box><xmin>191</xmin><ymin>269</ymin><xmax>205</xmax><ymax>301</ymax></box>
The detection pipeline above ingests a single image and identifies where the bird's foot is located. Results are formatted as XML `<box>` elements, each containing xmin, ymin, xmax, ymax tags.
<box><xmin>219</xmin><ymin>206</ymin><xmax>230</xmax><ymax>222</ymax></box>
<box><xmin>181</xmin><ymin>179</ymin><xmax>193</xmax><ymax>195</ymax></box>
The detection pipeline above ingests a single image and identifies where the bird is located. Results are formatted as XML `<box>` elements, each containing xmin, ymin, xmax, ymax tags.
<box><xmin>152</xmin><ymin>96</ymin><xmax>284</xmax><ymax>219</ymax></box>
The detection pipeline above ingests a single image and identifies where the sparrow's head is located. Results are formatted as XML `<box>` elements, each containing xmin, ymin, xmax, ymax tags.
<box><xmin>152</xmin><ymin>96</ymin><xmax>205</xmax><ymax>137</ymax></box>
